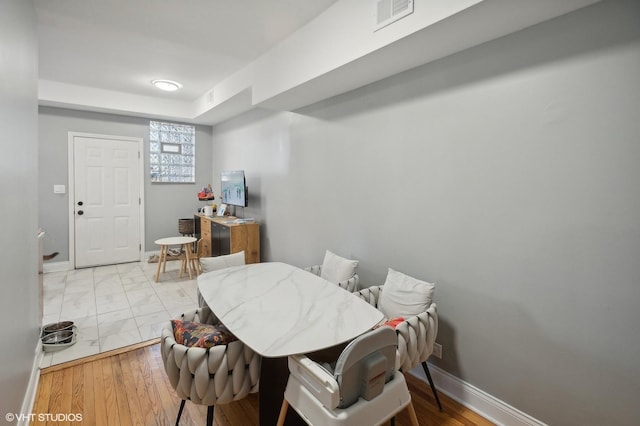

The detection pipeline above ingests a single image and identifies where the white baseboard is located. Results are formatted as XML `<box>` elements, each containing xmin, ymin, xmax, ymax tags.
<box><xmin>43</xmin><ymin>261</ymin><xmax>70</xmax><ymax>273</ymax></box>
<box><xmin>43</xmin><ymin>255</ymin><xmax>157</xmax><ymax>273</ymax></box>
<box><xmin>19</xmin><ymin>339</ymin><xmax>44</xmax><ymax>426</ymax></box>
<box><xmin>410</xmin><ymin>363</ymin><xmax>547</xmax><ymax>426</ymax></box>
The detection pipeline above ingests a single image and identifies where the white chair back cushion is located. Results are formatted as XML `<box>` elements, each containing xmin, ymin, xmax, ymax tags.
<box><xmin>378</xmin><ymin>268</ymin><xmax>435</xmax><ymax>319</ymax></box>
<box><xmin>200</xmin><ymin>250</ymin><xmax>245</xmax><ymax>272</ymax></box>
<box><xmin>320</xmin><ymin>250</ymin><xmax>358</xmax><ymax>284</ymax></box>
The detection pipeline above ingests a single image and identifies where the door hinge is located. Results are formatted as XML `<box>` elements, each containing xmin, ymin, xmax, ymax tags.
<box><xmin>139</xmin><ymin>244</ymin><xmax>142</xmax><ymax>252</ymax></box>
<box><xmin>139</xmin><ymin>197</ymin><xmax>141</xmax><ymax>205</ymax></box>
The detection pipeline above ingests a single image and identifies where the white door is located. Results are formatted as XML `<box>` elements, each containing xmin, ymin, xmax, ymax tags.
<box><xmin>72</xmin><ymin>134</ymin><xmax>142</xmax><ymax>268</ymax></box>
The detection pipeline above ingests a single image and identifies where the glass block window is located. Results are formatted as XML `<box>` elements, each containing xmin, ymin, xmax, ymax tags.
<box><xmin>149</xmin><ymin>121</ymin><xmax>196</xmax><ymax>183</ymax></box>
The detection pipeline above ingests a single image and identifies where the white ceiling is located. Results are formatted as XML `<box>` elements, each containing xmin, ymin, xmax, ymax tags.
<box><xmin>35</xmin><ymin>0</ymin><xmax>339</xmax><ymax>102</ymax></box>
<box><xmin>35</xmin><ymin>0</ymin><xmax>600</xmax><ymax>125</ymax></box>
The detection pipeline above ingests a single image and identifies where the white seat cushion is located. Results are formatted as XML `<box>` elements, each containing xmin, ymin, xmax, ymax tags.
<box><xmin>378</xmin><ymin>268</ymin><xmax>435</xmax><ymax>319</ymax></box>
<box><xmin>320</xmin><ymin>250</ymin><xmax>359</xmax><ymax>284</ymax></box>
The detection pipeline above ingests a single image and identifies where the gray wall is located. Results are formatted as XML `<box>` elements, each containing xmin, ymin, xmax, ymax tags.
<box><xmin>0</xmin><ymin>0</ymin><xmax>40</xmax><ymax>416</ymax></box>
<box><xmin>211</xmin><ymin>2</ymin><xmax>640</xmax><ymax>425</ymax></box>
<box><xmin>38</xmin><ymin>107</ymin><xmax>213</xmax><ymax>261</ymax></box>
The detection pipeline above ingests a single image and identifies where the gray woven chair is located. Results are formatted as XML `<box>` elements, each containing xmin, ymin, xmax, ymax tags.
<box><xmin>304</xmin><ymin>265</ymin><xmax>360</xmax><ymax>292</ymax></box>
<box><xmin>355</xmin><ymin>285</ymin><xmax>442</xmax><ymax>411</ymax></box>
<box><xmin>161</xmin><ymin>306</ymin><xmax>261</xmax><ymax>425</ymax></box>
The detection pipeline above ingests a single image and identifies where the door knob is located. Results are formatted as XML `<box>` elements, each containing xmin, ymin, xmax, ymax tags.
<box><xmin>78</xmin><ymin>201</ymin><xmax>83</xmax><ymax>206</ymax></box>
<box><xmin>78</xmin><ymin>210</ymin><xmax>84</xmax><ymax>215</ymax></box>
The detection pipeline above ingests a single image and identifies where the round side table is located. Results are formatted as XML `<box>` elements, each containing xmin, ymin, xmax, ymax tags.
<box><xmin>154</xmin><ymin>236</ymin><xmax>197</xmax><ymax>282</ymax></box>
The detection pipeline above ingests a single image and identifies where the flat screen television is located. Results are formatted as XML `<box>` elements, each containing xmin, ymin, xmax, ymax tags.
<box><xmin>220</xmin><ymin>170</ymin><xmax>248</xmax><ymax>207</ymax></box>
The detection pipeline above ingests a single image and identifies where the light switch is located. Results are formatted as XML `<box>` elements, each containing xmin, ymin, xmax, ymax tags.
<box><xmin>53</xmin><ymin>185</ymin><xmax>66</xmax><ymax>194</ymax></box>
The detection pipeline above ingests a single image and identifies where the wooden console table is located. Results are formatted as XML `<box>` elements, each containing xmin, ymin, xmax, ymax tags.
<box><xmin>194</xmin><ymin>214</ymin><xmax>260</xmax><ymax>263</ymax></box>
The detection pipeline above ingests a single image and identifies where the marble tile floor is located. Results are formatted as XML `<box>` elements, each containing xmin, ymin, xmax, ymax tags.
<box><xmin>41</xmin><ymin>260</ymin><xmax>199</xmax><ymax>367</ymax></box>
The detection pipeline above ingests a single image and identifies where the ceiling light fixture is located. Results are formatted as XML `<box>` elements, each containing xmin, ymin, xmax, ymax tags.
<box><xmin>152</xmin><ymin>79</ymin><xmax>181</xmax><ymax>91</ymax></box>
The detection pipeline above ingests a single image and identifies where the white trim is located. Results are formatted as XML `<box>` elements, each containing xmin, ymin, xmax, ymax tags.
<box><xmin>410</xmin><ymin>363</ymin><xmax>547</xmax><ymax>426</ymax></box>
<box><xmin>67</xmin><ymin>132</ymin><xmax>145</xmax><ymax>269</ymax></box>
<box><xmin>67</xmin><ymin>135</ymin><xmax>74</xmax><ymax>269</ymax></box>
<box><xmin>19</xmin><ymin>339</ymin><xmax>44</xmax><ymax>426</ymax></box>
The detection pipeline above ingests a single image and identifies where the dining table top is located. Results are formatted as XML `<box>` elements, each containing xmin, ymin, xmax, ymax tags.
<box><xmin>197</xmin><ymin>262</ymin><xmax>384</xmax><ymax>357</ymax></box>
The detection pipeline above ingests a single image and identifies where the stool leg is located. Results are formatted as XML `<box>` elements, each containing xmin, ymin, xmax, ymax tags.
<box><xmin>155</xmin><ymin>245</ymin><xmax>167</xmax><ymax>282</ymax></box>
<box><xmin>162</xmin><ymin>245</ymin><xmax>168</xmax><ymax>273</ymax></box>
<box><xmin>178</xmin><ymin>245</ymin><xmax>185</xmax><ymax>279</ymax></box>
<box><xmin>189</xmin><ymin>256</ymin><xmax>198</xmax><ymax>276</ymax></box>
<box><xmin>196</xmin><ymin>239</ymin><xmax>203</xmax><ymax>274</ymax></box>
<box><xmin>184</xmin><ymin>243</ymin><xmax>194</xmax><ymax>279</ymax></box>
<box><xmin>276</xmin><ymin>399</ymin><xmax>289</xmax><ymax>426</ymax></box>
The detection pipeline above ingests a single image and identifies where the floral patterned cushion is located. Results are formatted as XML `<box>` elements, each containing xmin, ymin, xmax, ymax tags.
<box><xmin>171</xmin><ymin>319</ymin><xmax>238</xmax><ymax>348</ymax></box>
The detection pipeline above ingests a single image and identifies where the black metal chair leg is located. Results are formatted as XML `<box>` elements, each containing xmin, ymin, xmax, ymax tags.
<box><xmin>422</xmin><ymin>361</ymin><xmax>443</xmax><ymax>412</ymax></box>
<box><xmin>175</xmin><ymin>400</ymin><xmax>186</xmax><ymax>426</ymax></box>
<box><xmin>206</xmin><ymin>406</ymin><xmax>214</xmax><ymax>426</ymax></box>
<box><xmin>391</xmin><ymin>416</ymin><xmax>396</xmax><ymax>426</ymax></box>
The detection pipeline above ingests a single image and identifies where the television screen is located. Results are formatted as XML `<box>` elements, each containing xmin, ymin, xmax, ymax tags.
<box><xmin>221</xmin><ymin>170</ymin><xmax>247</xmax><ymax>207</ymax></box>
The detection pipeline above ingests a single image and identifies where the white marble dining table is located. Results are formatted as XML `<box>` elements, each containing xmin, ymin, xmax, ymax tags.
<box><xmin>197</xmin><ymin>261</ymin><xmax>384</xmax><ymax>358</ymax></box>
<box><xmin>197</xmin><ymin>261</ymin><xmax>385</xmax><ymax>425</ymax></box>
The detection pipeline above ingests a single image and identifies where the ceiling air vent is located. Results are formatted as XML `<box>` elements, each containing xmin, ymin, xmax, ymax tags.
<box><xmin>375</xmin><ymin>0</ymin><xmax>414</xmax><ymax>31</ymax></box>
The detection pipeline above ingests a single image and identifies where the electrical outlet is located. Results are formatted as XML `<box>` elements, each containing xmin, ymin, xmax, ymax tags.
<box><xmin>433</xmin><ymin>342</ymin><xmax>442</xmax><ymax>359</ymax></box>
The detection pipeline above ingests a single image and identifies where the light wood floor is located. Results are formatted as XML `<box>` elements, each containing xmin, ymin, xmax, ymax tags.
<box><xmin>34</xmin><ymin>341</ymin><xmax>494</xmax><ymax>426</ymax></box>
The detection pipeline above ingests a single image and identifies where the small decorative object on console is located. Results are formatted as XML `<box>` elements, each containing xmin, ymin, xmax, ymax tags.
<box><xmin>198</xmin><ymin>184</ymin><xmax>215</xmax><ymax>200</ymax></box>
